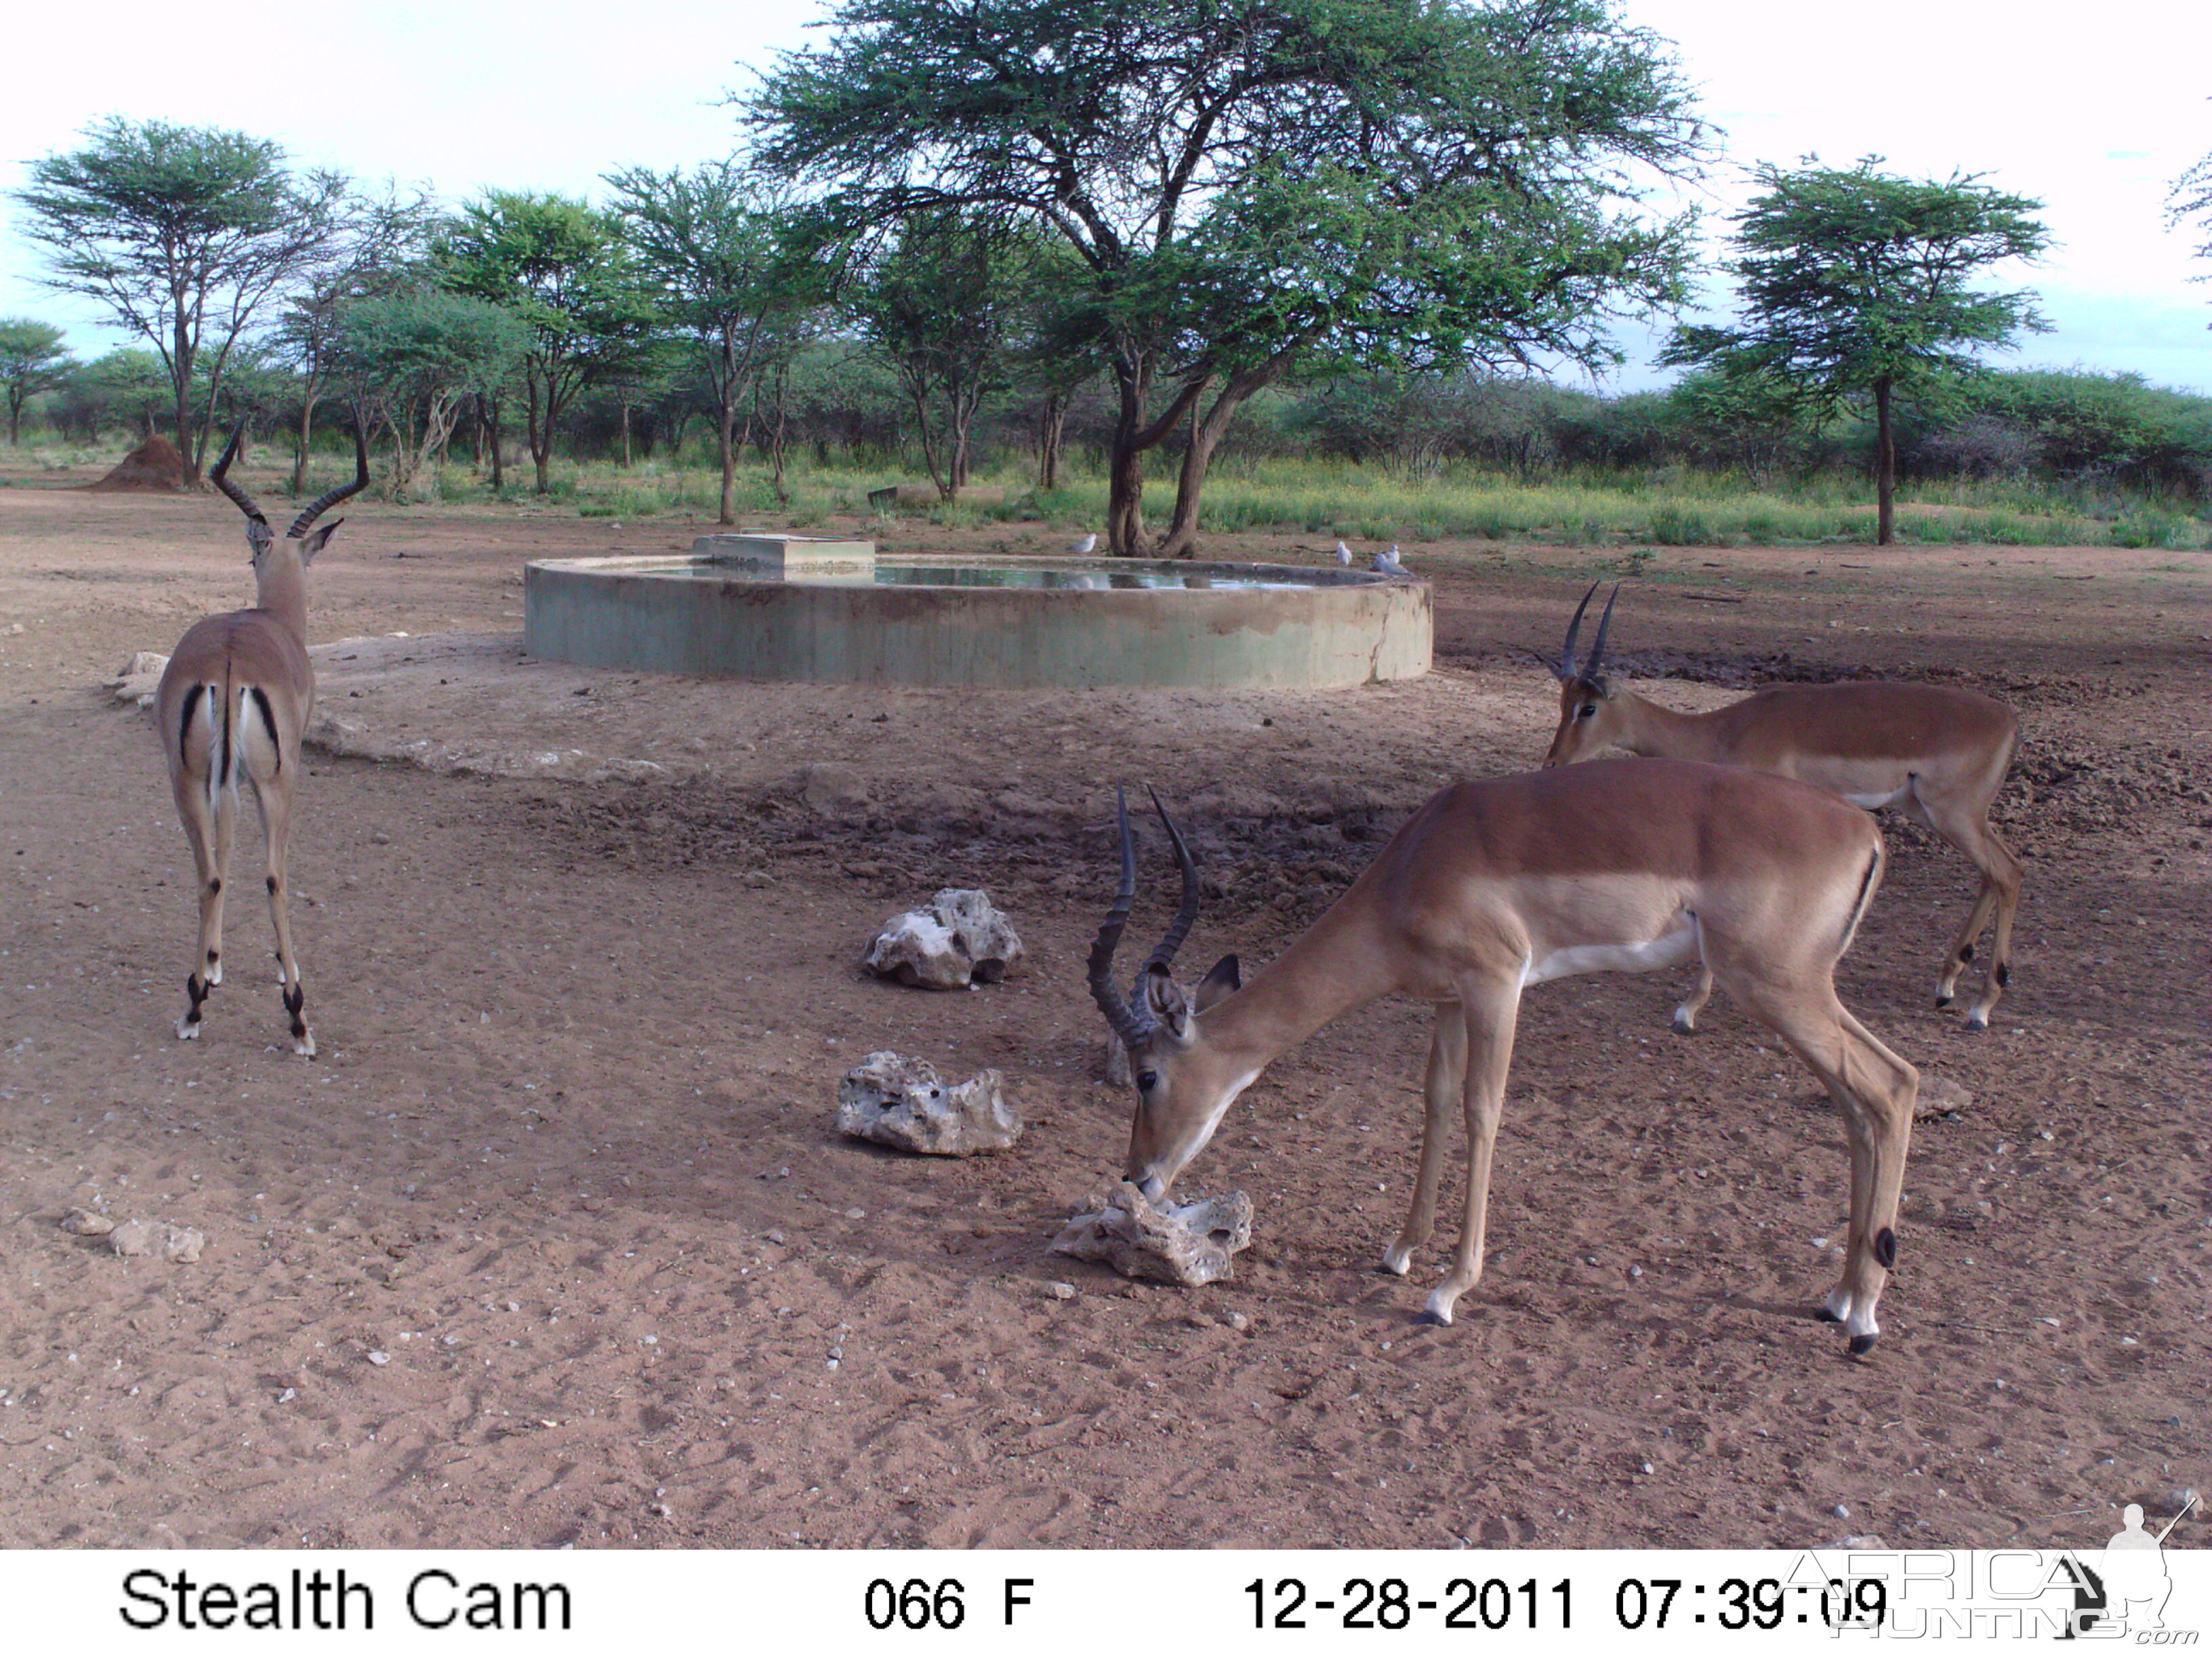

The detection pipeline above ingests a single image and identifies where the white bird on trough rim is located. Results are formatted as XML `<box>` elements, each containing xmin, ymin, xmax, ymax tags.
<box><xmin>1334</xmin><ymin>539</ymin><xmax>1354</xmax><ymax>565</ymax></box>
<box><xmin>1069</xmin><ymin>533</ymin><xmax>1099</xmax><ymax>554</ymax></box>
<box><xmin>1372</xmin><ymin>544</ymin><xmax>1407</xmax><ymax>575</ymax></box>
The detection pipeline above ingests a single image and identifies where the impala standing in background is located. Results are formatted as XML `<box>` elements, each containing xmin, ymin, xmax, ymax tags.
<box><xmin>1542</xmin><ymin>584</ymin><xmax>2024</xmax><ymax>1030</ymax></box>
<box><xmin>155</xmin><ymin>424</ymin><xmax>367</xmax><ymax>1057</ymax></box>
<box><xmin>1090</xmin><ymin>772</ymin><xmax>1919</xmax><ymax>1353</ymax></box>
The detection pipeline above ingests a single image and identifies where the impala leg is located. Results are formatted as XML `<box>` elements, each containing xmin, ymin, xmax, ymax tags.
<box><xmin>1920</xmin><ymin>794</ymin><xmax>2023</xmax><ymax>1029</ymax></box>
<box><xmin>1420</xmin><ymin>982</ymin><xmax>1521</xmax><ymax>1326</ymax></box>
<box><xmin>1384</xmin><ymin>1002</ymin><xmax>1466</xmax><ymax>1277</ymax></box>
<box><xmin>1673</xmin><ymin>964</ymin><xmax>1715</xmax><ymax>1036</ymax></box>
<box><xmin>175</xmin><ymin>778</ymin><xmax>237</xmax><ymax>1041</ymax></box>
<box><xmin>253</xmin><ymin>776</ymin><xmax>314</xmax><ymax>1059</ymax></box>
<box><xmin>1736</xmin><ymin>979</ymin><xmax>1917</xmax><ymax>1352</ymax></box>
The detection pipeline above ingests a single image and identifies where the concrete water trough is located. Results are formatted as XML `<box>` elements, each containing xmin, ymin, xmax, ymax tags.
<box><xmin>523</xmin><ymin>535</ymin><xmax>1431</xmax><ymax>689</ymax></box>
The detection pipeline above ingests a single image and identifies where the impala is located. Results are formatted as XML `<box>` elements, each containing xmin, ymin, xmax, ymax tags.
<box><xmin>1542</xmin><ymin>584</ymin><xmax>2024</xmax><ymax>1030</ymax></box>
<box><xmin>1090</xmin><ymin>769</ymin><xmax>1920</xmax><ymax>1351</ymax></box>
<box><xmin>154</xmin><ymin>423</ymin><xmax>366</xmax><ymax>1056</ymax></box>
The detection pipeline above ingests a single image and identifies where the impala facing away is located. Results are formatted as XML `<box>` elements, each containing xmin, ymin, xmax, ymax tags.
<box><xmin>1090</xmin><ymin>768</ymin><xmax>1920</xmax><ymax>1351</ymax></box>
<box><xmin>1543</xmin><ymin>585</ymin><xmax>2023</xmax><ymax>1030</ymax></box>
<box><xmin>154</xmin><ymin>424</ymin><xmax>366</xmax><ymax>1056</ymax></box>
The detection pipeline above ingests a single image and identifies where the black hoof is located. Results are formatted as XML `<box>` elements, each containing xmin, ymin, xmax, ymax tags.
<box><xmin>1416</xmin><ymin>1310</ymin><xmax>1449</xmax><ymax>1327</ymax></box>
<box><xmin>1814</xmin><ymin>1306</ymin><xmax>1841</xmax><ymax>1323</ymax></box>
<box><xmin>1670</xmin><ymin>1016</ymin><xmax>1696</xmax><ymax>1037</ymax></box>
<box><xmin>1847</xmin><ymin>1333</ymin><xmax>1877</xmax><ymax>1356</ymax></box>
<box><xmin>1933</xmin><ymin>994</ymin><xmax>1953</xmax><ymax>1008</ymax></box>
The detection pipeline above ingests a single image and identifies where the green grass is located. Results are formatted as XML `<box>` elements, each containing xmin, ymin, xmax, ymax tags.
<box><xmin>9</xmin><ymin>429</ymin><xmax>2207</xmax><ymax>549</ymax></box>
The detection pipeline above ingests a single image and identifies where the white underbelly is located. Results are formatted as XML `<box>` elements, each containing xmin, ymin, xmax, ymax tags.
<box><xmin>1521</xmin><ymin>921</ymin><xmax>1699</xmax><ymax>987</ymax></box>
<box><xmin>1843</xmin><ymin>784</ymin><xmax>1912</xmax><ymax>811</ymax></box>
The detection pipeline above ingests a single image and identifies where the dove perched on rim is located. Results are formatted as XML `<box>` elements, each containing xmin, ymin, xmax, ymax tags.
<box><xmin>1069</xmin><ymin>532</ymin><xmax>1099</xmax><ymax>554</ymax></box>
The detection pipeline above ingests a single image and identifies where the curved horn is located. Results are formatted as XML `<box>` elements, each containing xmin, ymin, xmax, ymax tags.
<box><xmin>287</xmin><ymin>426</ymin><xmax>370</xmax><ymax>539</ymax></box>
<box><xmin>208</xmin><ymin>421</ymin><xmax>268</xmax><ymax>528</ymax></box>
<box><xmin>1086</xmin><ymin>787</ymin><xmax>1152</xmax><ymax>1049</ymax></box>
<box><xmin>1142</xmin><ymin>785</ymin><xmax>1202</xmax><ymax>972</ymax></box>
<box><xmin>1584</xmin><ymin>583</ymin><xmax>1621</xmax><ymax>680</ymax></box>
<box><xmin>1558</xmin><ymin>581</ymin><xmax>1597</xmax><ymax>680</ymax></box>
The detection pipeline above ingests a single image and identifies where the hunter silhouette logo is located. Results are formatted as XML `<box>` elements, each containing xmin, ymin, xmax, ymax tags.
<box><xmin>2058</xmin><ymin>1496</ymin><xmax>2199</xmax><ymax>1639</ymax></box>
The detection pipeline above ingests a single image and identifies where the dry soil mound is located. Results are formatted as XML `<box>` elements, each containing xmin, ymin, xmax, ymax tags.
<box><xmin>85</xmin><ymin>435</ymin><xmax>190</xmax><ymax>492</ymax></box>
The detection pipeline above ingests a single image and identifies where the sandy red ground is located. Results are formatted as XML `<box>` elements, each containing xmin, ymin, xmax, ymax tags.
<box><xmin>0</xmin><ymin>472</ymin><xmax>2204</xmax><ymax>1549</ymax></box>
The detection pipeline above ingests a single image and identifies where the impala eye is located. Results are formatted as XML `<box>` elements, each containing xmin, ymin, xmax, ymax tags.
<box><xmin>1578</xmin><ymin>703</ymin><xmax>1597</xmax><ymax>718</ymax></box>
<box><xmin>1136</xmin><ymin>1070</ymin><xmax>1159</xmax><ymax>1092</ymax></box>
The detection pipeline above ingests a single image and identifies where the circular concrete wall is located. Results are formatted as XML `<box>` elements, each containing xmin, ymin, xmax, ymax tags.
<box><xmin>523</xmin><ymin>552</ymin><xmax>1431</xmax><ymax>689</ymax></box>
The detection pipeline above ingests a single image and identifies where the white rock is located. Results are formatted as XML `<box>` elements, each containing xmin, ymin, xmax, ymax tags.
<box><xmin>836</xmin><ymin>1052</ymin><xmax>1022</xmax><ymax>1155</ymax></box>
<box><xmin>863</xmin><ymin>888</ymin><xmax>1024</xmax><ymax>989</ymax></box>
<box><xmin>58</xmin><ymin>1207</ymin><xmax>115</xmax><ymax>1237</ymax></box>
<box><xmin>107</xmin><ymin>651</ymin><xmax>169</xmax><ymax>705</ymax></box>
<box><xmin>1052</xmin><ymin>1183</ymin><xmax>1254</xmax><ymax>1287</ymax></box>
<box><xmin>110</xmin><ymin>1219</ymin><xmax>205</xmax><ymax>1261</ymax></box>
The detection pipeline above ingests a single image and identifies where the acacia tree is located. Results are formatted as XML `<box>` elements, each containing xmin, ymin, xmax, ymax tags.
<box><xmin>0</xmin><ymin>319</ymin><xmax>76</xmax><ymax>445</ymax></box>
<box><xmin>272</xmin><ymin>184</ymin><xmax>438</xmax><ymax>491</ymax></box>
<box><xmin>602</xmin><ymin>163</ymin><xmax>825</xmax><ymax>522</ymax></box>
<box><xmin>12</xmin><ymin>118</ymin><xmax>348</xmax><ymax>480</ymax></box>
<box><xmin>1664</xmin><ymin>159</ymin><xmax>2049</xmax><ymax>545</ymax></box>
<box><xmin>750</xmin><ymin>0</ymin><xmax>1705</xmax><ymax>553</ymax></box>
<box><xmin>336</xmin><ymin>291</ymin><xmax>528</xmax><ymax>497</ymax></box>
<box><xmin>2171</xmin><ymin>140</ymin><xmax>2212</xmax><ymax>294</ymax></box>
<box><xmin>438</xmin><ymin>192</ymin><xmax>656</xmax><ymax>492</ymax></box>
<box><xmin>847</xmin><ymin>211</ymin><xmax>1037</xmax><ymax>498</ymax></box>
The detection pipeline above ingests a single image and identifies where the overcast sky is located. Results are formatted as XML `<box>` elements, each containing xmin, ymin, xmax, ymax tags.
<box><xmin>2</xmin><ymin>0</ymin><xmax>2205</xmax><ymax>393</ymax></box>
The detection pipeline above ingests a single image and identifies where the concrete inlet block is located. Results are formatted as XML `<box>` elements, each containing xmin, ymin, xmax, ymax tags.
<box><xmin>692</xmin><ymin>533</ymin><xmax>876</xmax><ymax>580</ymax></box>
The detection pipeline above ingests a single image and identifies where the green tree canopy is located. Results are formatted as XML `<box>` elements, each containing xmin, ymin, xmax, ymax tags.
<box><xmin>1663</xmin><ymin>158</ymin><xmax>2050</xmax><ymax>544</ymax></box>
<box><xmin>602</xmin><ymin>163</ymin><xmax>827</xmax><ymax>521</ymax></box>
<box><xmin>749</xmin><ymin>0</ymin><xmax>1706</xmax><ymax>552</ymax></box>
<box><xmin>270</xmin><ymin>182</ymin><xmax>440</xmax><ymax>491</ymax></box>
<box><xmin>11</xmin><ymin>117</ymin><xmax>348</xmax><ymax>478</ymax></box>
<box><xmin>436</xmin><ymin>191</ymin><xmax>657</xmax><ymax>492</ymax></box>
<box><xmin>0</xmin><ymin>319</ymin><xmax>77</xmax><ymax>446</ymax></box>
<box><xmin>846</xmin><ymin>211</ymin><xmax>1041</xmax><ymax>499</ymax></box>
<box><xmin>337</xmin><ymin>290</ymin><xmax>529</xmax><ymax>495</ymax></box>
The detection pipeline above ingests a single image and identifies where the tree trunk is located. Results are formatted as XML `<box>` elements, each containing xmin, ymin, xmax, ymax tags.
<box><xmin>1105</xmin><ymin>352</ymin><xmax>1152</xmax><ymax>554</ymax></box>
<box><xmin>717</xmin><ymin>397</ymin><xmax>738</xmax><ymax>526</ymax></box>
<box><xmin>1036</xmin><ymin>392</ymin><xmax>1068</xmax><ymax>491</ymax></box>
<box><xmin>485</xmin><ymin>394</ymin><xmax>506</xmax><ymax>491</ymax></box>
<box><xmin>1158</xmin><ymin>362</ymin><xmax>1284</xmax><ymax>557</ymax></box>
<box><xmin>621</xmin><ymin>402</ymin><xmax>632</xmax><ymax>469</ymax></box>
<box><xmin>1874</xmin><ymin>376</ymin><xmax>1896</xmax><ymax>546</ymax></box>
<box><xmin>293</xmin><ymin>386</ymin><xmax>321</xmax><ymax>495</ymax></box>
<box><xmin>171</xmin><ymin>307</ymin><xmax>201</xmax><ymax>483</ymax></box>
<box><xmin>527</xmin><ymin>366</ymin><xmax>552</xmax><ymax>493</ymax></box>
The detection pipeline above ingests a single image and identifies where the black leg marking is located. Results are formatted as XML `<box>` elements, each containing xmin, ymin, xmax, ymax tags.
<box><xmin>1995</xmin><ymin>964</ymin><xmax>2010</xmax><ymax>987</ymax></box>
<box><xmin>249</xmin><ymin>685</ymin><xmax>282</xmax><ymax>771</ymax></box>
<box><xmin>1875</xmin><ymin>1227</ymin><xmax>1898</xmax><ymax>1269</ymax></box>
<box><xmin>177</xmin><ymin>685</ymin><xmax>203</xmax><ymax>766</ymax></box>
<box><xmin>207</xmin><ymin>877</ymin><xmax>221</xmax><ymax>897</ymax></box>
<box><xmin>1848</xmin><ymin>1333</ymin><xmax>1878</xmax><ymax>1356</ymax></box>
<box><xmin>283</xmin><ymin>981</ymin><xmax>307</xmax><ymax>1039</ymax></box>
<box><xmin>206</xmin><ymin>949</ymin><xmax>219</xmax><ymax>966</ymax></box>
<box><xmin>1959</xmin><ymin>943</ymin><xmax>1975</xmax><ymax>963</ymax></box>
<box><xmin>184</xmin><ymin>972</ymin><xmax>209</xmax><ymax>1019</ymax></box>
<box><xmin>266</xmin><ymin>874</ymin><xmax>278</xmax><ymax>894</ymax></box>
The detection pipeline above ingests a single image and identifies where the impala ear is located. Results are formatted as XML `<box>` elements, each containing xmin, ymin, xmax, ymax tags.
<box><xmin>1194</xmin><ymin>954</ymin><xmax>1241</xmax><ymax>1010</ymax></box>
<box><xmin>293</xmin><ymin>518</ymin><xmax>344</xmax><ymax>565</ymax></box>
<box><xmin>1139</xmin><ymin>962</ymin><xmax>1194</xmax><ymax>1040</ymax></box>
